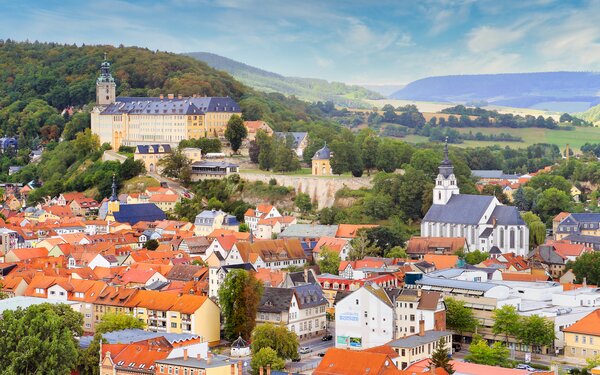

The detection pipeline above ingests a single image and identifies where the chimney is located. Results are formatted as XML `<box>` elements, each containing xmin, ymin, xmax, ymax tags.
<box><xmin>168</xmin><ymin>93</ymin><xmax>174</xmax><ymax>100</ymax></box>
<box><xmin>231</xmin><ymin>364</ymin><xmax>236</xmax><ymax>375</ymax></box>
<box><xmin>267</xmin><ymin>364</ymin><xmax>271</xmax><ymax>375</ymax></box>
<box><xmin>178</xmin><ymin>94</ymin><xmax>183</xmax><ymax>99</ymax></box>
<box><xmin>417</xmin><ymin>288</ymin><xmax>422</xmax><ymax>297</ymax></box>
<box><xmin>260</xmin><ymin>366</ymin><xmax>264</xmax><ymax>375</ymax></box>
<box><xmin>419</xmin><ymin>318</ymin><xmax>425</xmax><ymax>337</ymax></box>
<box><xmin>183</xmin><ymin>349</ymin><xmax>188</xmax><ymax>361</ymax></box>
<box><xmin>197</xmin><ymin>353</ymin><xmax>202</xmax><ymax>360</ymax></box>
<box><xmin>238</xmin><ymin>361</ymin><xmax>242</xmax><ymax>375</ymax></box>
<box><xmin>304</xmin><ymin>268</ymin><xmax>308</xmax><ymax>282</ymax></box>
<box><xmin>159</xmin><ymin>94</ymin><xmax>164</xmax><ymax>100</ymax></box>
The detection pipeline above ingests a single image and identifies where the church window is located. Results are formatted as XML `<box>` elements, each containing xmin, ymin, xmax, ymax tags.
<box><xmin>499</xmin><ymin>228</ymin><xmax>505</xmax><ymax>248</ymax></box>
<box><xmin>519</xmin><ymin>230</ymin><xmax>524</xmax><ymax>248</ymax></box>
<box><xmin>438</xmin><ymin>192</ymin><xmax>441</xmax><ymax>201</ymax></box>
<box><xmin>510</xmin><ymin>229</ymin><xmax>515</xmax><ymax>249</ymax></box>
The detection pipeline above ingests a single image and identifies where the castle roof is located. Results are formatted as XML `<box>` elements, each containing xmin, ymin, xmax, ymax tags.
<box><xmin>312</xmin><ymin>143</ymin><xmax>331</xmax><ymax>160</ymax></box>
<box><xmin>100</xmin><ymin>97</ymin><xmax>240</xmax><ymax>116</ymax></box>
<box><xmin>423</xmin><ymin>194</ymin><xmax>495</xmax><ymax>225</ymax></box>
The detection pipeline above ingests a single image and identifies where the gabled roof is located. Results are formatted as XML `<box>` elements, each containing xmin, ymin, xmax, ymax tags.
<box><xmin>423</xmin><ymin>194</ymin><xmax>494</xmax><ymax>225</ymax></box>
<box><xmin>313</xmin><ymin>348</ymin><xmax>401</xmax><ymax>375</ymax></box>
<box><xmin>335</xmin><ymin>224</ymin><xmax>379</xmax><ymax>238</ymax></box>
<box><xmin>563</xmin><ymin>309</ymin><xmax>600</xmax><ymax>336</ymax></box>
<box><xmin>113</xmin><ymin>204</ymin><xmax>166</xmax><ymax>225</ymax></box>
<box><xmin>423</xmin><ymin>254</ymin><xmax>459</xmax><ymax>270</ymax></box>
<box><xmin>258</xmin><ymin>287</ymin><xmax>294</xmax><ymax>313</ymax></box>
<box><xmin>488</xmin><ymin>205</ymin><xmax>526</xmax><ymax>226</ymax></box>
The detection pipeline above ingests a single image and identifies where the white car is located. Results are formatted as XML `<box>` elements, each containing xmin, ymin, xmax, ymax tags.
<box><xmin>299</xmin><ymin>347</ymin><xmax>312</xmax><ymax>354</ymax></box>
<box><xmin>516</xmin><ymin>364</ymin><xmax>535</xmax><ymax>372</ymax></box>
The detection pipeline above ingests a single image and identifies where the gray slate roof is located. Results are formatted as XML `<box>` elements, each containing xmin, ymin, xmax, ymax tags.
<box><xmin>258</xmin><ymin>287</ymin><xmax>294</xmax><ymax>313</ymax></box>
<box><xmin>135</xmin><ymin>144</ymin><xmax>171</xmax><ymax>154</ymax></box>
<box><xmin>423</xmin><ymin>194</ymin><xmax>494</xmax><ymax>225</ymax></box>
<box><xmin>488</xmin><ymin>205</ymin><xmax>526</xmax><ymax>226</ymax></box>
<box><xmin>279</xmin><ymin>224</ymin><xmax>339</xmax><ymax>238</ymax></box>
<box><xmin>312</xmin><ymin>144</ymin><xmax>331</xmax><ymax>160</ymax></box>
<box><xmin>101</xmin><ymin>96</ymin><xmax>240</xmax><ymax>116</ymax></box>
<box><xmin>387</xmin><ymin>330</ymin><xmax>452</xmax><ymax>348</ymax></box>
<box><xmin>274</xmin><ymin>132</ymin><xmax>307</xmax><ymax>147</ymax></box>
<box><xmin>416</xmin><ymin>275</ymin><xmax>498</xmax><ymax>292</ymax></box>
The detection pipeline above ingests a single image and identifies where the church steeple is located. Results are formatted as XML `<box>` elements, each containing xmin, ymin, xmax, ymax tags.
<box><xmin>110</xmin><ymin>174</ymin><xmax>118</xmax><ymax>202</ymax></box>
<box><xmin>433</xmin><ymin>137</ymin><xmax>459</xmax><ymax>205</ymax></box>
<box><xmin>96</xmin><ymin>53</ymin><xmax>116</xmax><ymax>106</ymax></box>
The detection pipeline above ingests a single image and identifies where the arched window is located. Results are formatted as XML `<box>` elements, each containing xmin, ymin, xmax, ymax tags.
<box><xmin>438</xmin><ymin>192</ymin><xmax>442</xmax><ymax>201</ymax></box>
<box><xmin>499</xmin><ymin>228</ymin><xmax>505</xmax><ymax>248</ymax></box>
<box><xmin>510</xmin><ymin>228</ymin><xmax>515</xmax><ymax>249</ymax></box>
<box><xmin>519</xmin><ymin>229</ymin><xmax>524</xmax><ymax>248</ymax></box>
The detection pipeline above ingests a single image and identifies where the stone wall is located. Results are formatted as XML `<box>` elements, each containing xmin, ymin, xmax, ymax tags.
<box><xmin>239</xmin><ymin>172</ymin><xmax>372</xmax><ymax>208</ymax></box>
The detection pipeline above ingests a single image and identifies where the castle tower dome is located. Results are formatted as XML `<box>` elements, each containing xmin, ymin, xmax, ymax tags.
<box><xmin>96</xmin><ymin>53</ymin><xmax>116</xmax><ymax>106</ymax></box>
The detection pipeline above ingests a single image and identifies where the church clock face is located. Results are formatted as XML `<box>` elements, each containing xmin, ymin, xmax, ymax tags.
<box><xmin>106</xmin><ymin>96</ymin><xmax>110</xmax><ymax>100</ymax></box>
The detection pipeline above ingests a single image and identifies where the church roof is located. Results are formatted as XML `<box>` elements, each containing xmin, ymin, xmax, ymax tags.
<box><xmin>423</xmin><ymin>194</ymin><xmax>494</xmax><ymax>225</ymax></box>
<box><xmin>113</xmin><ymin>204</ymin><xmax>166</xmax><ymax>225</ymax></box>
<box><xmin>487</xmin><ymin>205</ymin><xmax>525</xmax><ymax>226</ymax></box>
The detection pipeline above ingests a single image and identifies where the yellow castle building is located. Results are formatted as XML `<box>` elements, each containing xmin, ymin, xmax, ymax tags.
<box><xmin>91</xmin><ymin>56</ymin><xmax>242</xmax><ymax>149</ymax></box>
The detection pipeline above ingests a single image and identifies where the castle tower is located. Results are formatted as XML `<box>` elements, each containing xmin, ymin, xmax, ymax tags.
<box><xmin>312</xmin><ymin>142</ymin><xmax>332</xmax><ymax>176</ymax></box>
<box><xmin>107</xmin><ymin>174</ymin><xmax>120</xmax><ymax>215</ymax></box>
<box><xmin>433</xmin><ymin>138</ymin><xmax>459</xmax><ymax>205</ymax></box>
<box><xmin>96</xmin><ymin>53</ymin><xmax>116</xmax><ymax>106</ymax></box>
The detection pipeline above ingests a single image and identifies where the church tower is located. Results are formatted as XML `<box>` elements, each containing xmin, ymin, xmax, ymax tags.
<box><xmin>96</xmin><ymin>53</ymin><xmax>116</xmax><ymax>106</ymax></box>
<box><xmin>433</xmin><ymin>138</ymin><xmax>459</xmax><ymax>205</ymax></box>
<box><xmin>107</xmin><ymin>174</ymin><xmax>120</xmax><ymax>216</ymax></box>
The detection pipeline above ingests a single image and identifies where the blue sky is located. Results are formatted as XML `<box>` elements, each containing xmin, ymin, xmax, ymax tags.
<box><xmin>1</xmin><ymin>0</ymin><xmax>599</xmax><ymax>84</ymax></box>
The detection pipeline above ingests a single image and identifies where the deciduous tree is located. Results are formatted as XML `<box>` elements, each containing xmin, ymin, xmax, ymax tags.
<box><xmin>318</xmin><ymin>247</ymin><xmax>341</xmax><ymax>275</ymax></box>
<box><xmin>224</xmin><ymin>115</ymin><xmax>247</xmax><ymax>153</ymax></box>
<box><xmin>250</xmin><ymin>347</ymin><xmax>285</xmax><ymax>375</ymax></box>
<box><xmin>251</xmin><ymin>323</ymin><xmax>299</xmax><ymax>360</ymax></box>
<box><xmin>445</xmin><ymin>297</ymin><xmax>478</xmax><ymax>335</ymax></box>
<box><xmin>218</xmin><ymin>269</ymin><xmax>264</xmax><ymax>340</ymax></box>
<box><xmin>96</xmin><ymin>312</ymin><xmax>145</xmax><ymax>334</ymax></box>
<box><xmin>465</xmin><ymin>336</ymin><xmax>510</xmax><ymax>367</ymax></box>
<box><xmin>570</xmin><ymin>251</ymin><xmax>600</xmax><ymax>285</ymax></box>
<box><xmin>492</xmin><ymin>305</ymin><xmax>520</xmax><ymax>342</ymax></box>
<box><xmin>517</xmin><ymin>314</ymin><xmax>555</xmax><ymax>349</ymax></box>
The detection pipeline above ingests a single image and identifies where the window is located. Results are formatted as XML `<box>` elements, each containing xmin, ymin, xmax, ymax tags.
<box><xmin>575</xmin><ymin>335</ymin><xmax>579</xmax><ymax>343</ymax></box>
<box><xmin>171</xmin><ymin>322</ymin><xmax>178</xmax><ymax>328</ymax></box>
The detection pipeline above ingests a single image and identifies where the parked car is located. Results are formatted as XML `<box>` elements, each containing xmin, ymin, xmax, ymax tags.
<box><xmin>299</xmin><ymin>346</ymin><xmax>312</xmax><ymax>354</ymax></box>
<box><xmin>516</xmin><ymin>364</ymin><xmax>536</xmax><ymax>371</ymax></box>
<box><xmin>452</xmin><ymin>342</ymin><xmax>462</xmax><ymax>352</ymax></box>
<box><xmin>322</xmin><ymin>334</ymin><xmax>333</xmax><ymax>341</ymax></box>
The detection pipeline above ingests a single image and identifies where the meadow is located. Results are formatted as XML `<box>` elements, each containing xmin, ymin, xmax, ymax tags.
<box><xmin>403</xmin><ymin>126</ymin><xmax>600</xmax><ymax>150</ymax></box>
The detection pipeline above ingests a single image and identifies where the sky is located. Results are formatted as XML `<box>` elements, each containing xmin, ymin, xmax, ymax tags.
<box><xmin>1</xmin><ymin>0</ymin><xmax>600</xmax><ymax>84</ymax></box>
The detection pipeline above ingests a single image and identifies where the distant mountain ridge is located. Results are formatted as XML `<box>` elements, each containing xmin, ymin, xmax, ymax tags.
<box><xmin>186</xmin><ymin>52</ymin><xmax>383</xmax><ymax>107</ymax></box>
<box><xmin>391</xmin><ymin>72</ymin><xmax>600</xmax><ymax>113</ymax></box>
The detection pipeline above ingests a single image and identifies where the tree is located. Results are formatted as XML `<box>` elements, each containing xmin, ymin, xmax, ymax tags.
<box><xmin>0</xmin><ymin>303</ymin><xmax>81</xmax><ymax>374</ymax></box>
<box><xmin>96</xmin><ymin>312</ymin><xmax>145</xmax><ymax>334</ymax></box>
<box><xmin>361</xmin><ymin>133</ymin><xmax>380</xmax><ymax>175</ymax></box>
<box><xmin>517</xmin><ymin>315</ymin><xmax>555</xmax><ymax>350</ymax></box>
<box><xmin>521</xmin><ymin>211</ymin><xmax>546</xmax><ymax>248</ymax></box>
<box><xmin>570</xmin><ymin>251</ymin><xmax>600</xmax><ymax>285</ymax></box>
<box><xmin>144</xmin><ymin>239</ymin><xmax>159</xmax><ymax>250</ymax></box>
<box><xmin>78</xmin><ymin>333</ymin><xmax>102</xmax><ymax>375</ymax></box>
<box><xmin>120</xmin><ymin>157</ymin><xmax>145</xmax><ymax>180</ymax></box>
<box><xmin>318</xmin><ymin>247</ymin><xmax>341</xmax><ymax>275</ymax></box>
<box><xmin>348</xmin><ymin>232</ymin><xmax>381</xmax><ymax>260</ymax></box>
<box><xmin>445</xmin><ymin>297</ymin><xmax>478</xmax><ymax>335</ymax></box>
<box><xmin>273</xmin><ymin>136</ymin><xmax>300</xmax><ymax>172</ymax></box>
<box><xmin>534</xmin><ymin>187</ymin><xmax>571</xmax><ymax>222</ymax></box>
<box><xmin>251</xmin><ymin>323</ymin><xmax>299</xmax><ymax>360</ymax></box>
<box><xmin>249</xmin><ymin>140</ymin><xmax>260</xmax><ymax>163</ymax></box>
<box><xmin>239</xmin><ymin>223</ymin><xmax>250</xmax><ymax>232</ymax></box>
<box><xmin>430</xmin><ymin>337</ymin><xmax>454</xmax><ymax>374</ymax></box>
<box><xmin>385</xmin><ymin>246</ymin><xmax>408</xmax><ymax>259</ymax></box>
<box><xmin>224</xmin><ymin>115</ymin><xmax>247</xmax><ymax>153</ymax></box>
<box><xmin>465</xmin><ymin>336</ymin><xmax>510</xmax><ymax>367</ymax></box>
<box><xmin>366</xmin><ymin>226</ymin><xmax>404</xmax><ymax>252</ymax></box>
<box><xmin>250</xmin><ymin>347</ymin><xmax>285</xmax><ymax>375</ymax></box>
<box><xmin>295</xmin><ymin>192</ymin><xmax>312</xmax><ymax>213</ymax></box>
<box><xmin>464</xmin><ymin>250</ymin><xmax>489</xmax><ymax>265</ymax></box>
<box><xmin>62</xmin><ymin>112</ymin><xmax>90</xmax><ymax>141</ymax></box>
<box><xmin>158</xmin><ymin>148</ymin><xmax>192</xmax><ymax>183</ymax></box>
<box><xmin>72</xmin><ymin>128</ymin><xmax>100</xmax><ymax>158</ymax></box>
<box><xmin>492</xmin><ymin>305</ymin><xmax>520</xmax><ymax>342</ymax></box>
<box><xmin>218</xmin><ymin>269</ymin><xmax>264</xmax><ymax>340</ymax></box>
<box><xmin>257</xmin><ymin>133</ymin><xmax>275</xmax><ymax>171</ymax></box>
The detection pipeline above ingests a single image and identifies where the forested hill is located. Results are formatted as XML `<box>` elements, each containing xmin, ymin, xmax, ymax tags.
<box><xmin>186</xmin><ymin>51</ymin><xmax>383</xmax><ymax>108</ymax></box>
<box><xmin>0</xmin><ymin>41</ymin><xmax>336</xmax><ymax>146</ymax></box>
<box><xmin>390</xmin><ymin>72</ymin><xmax>600</xmax><ymax>112</ymax></box>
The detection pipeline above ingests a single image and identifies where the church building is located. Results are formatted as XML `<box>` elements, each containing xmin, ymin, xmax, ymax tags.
<box><xmin>91</xmin><ymin>55</ymin><xmax>242</xmax><ymax>149</ymax></box>
<box><xmin>421</xmin><ymin>141</ymin><xmax>529</xmax><ymax>256</ymax></box>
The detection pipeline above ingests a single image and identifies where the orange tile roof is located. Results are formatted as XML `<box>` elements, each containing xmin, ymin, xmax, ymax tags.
<box><xmin>150</xmin><ymin>194</ymin><xmax>179</xmax><ymax>203</ymax></box>
<box><xmin>208</xmin><ymin>229</ymin><xmax>250</xmax><ymax>241</ymax></box>
<box><xmin>335</xmin><ymin>224</ymin><xmax>379</xmax><ymax>238</ymax></box>
<box><xmin>553</xmin><ymin>211</ymin><xmax>570</xmax><ymax>223</ymax></box>
<box><xmin>8</xmin><ymin>247</ymin><xmax>49</xmax><ymax>261</ymax></box>
<box><xmin>313</xmin><ymin>237</ymin><xmax>348</xmax><ymax>255</ymax></box>
<box><xmin>314</xmin><ymin>348</ymin><xmax>401</xmax><ymax>375</ymax></box>
<box><xmin>501</xmin><ymin>272</ymin><xmax>550</xmax><ymax>282</ymax></box>
<box><xmin>450</xmin><ymin>361</ymin><xmax>528</xmax><ymax>375</ymax></box>
<box><xmin>254</xmin><ymin>268</ymin><xmax>285</xmax><ymax>287</ymax></box>
<box><xmin>564</xmin><ymin>309</ymin><xmax>600</xmax><ymax>336</ymax></box>
<box><xmin>423</xmin><ymin>254</ymin><xmax>459</xmax><ymax>270</ymax></box>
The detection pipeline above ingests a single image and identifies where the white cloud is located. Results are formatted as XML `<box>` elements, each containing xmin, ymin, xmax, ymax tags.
<box><xmin>315</xmin><ymin>56</ymin><xmax>334</xmax><ymax>68</ymax></box>
<box><xmin>467</xmin><ymin>25</ymin><xmax>527</xmax><ymax>53</ymax></box>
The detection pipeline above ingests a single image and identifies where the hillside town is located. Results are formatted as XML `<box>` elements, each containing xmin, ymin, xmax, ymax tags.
<box><xmin>0</xmin><ymin>58</ymin><xmax>599</xmax><ymax>375</ymax></box>
<box><xmin>5</xmin><ymin>2</ymin><xmax>600</xmax><ymax>374</ymax></box>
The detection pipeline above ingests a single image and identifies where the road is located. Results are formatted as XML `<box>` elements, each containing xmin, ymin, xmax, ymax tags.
<box><xmin>286</xmin><ymin>332</ymin><xmax>336</xmax><ymax>373</ymax></box>
<box><xmin>148</xmin><ymin>172</ymin><xmax>192</xmax><ymax>198</ymax></box>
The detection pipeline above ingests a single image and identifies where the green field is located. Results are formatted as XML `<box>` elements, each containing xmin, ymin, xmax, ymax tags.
<box><xmin>402</xmin><ymin>126</ymin><xmax>600</xmax><ymax>150</ymax></box>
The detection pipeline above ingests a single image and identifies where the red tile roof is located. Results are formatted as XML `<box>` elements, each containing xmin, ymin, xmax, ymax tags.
<box><xmin>563</xmin><ymin>309</ymin><xmax>600</xmax><ymax>336</ymax></box>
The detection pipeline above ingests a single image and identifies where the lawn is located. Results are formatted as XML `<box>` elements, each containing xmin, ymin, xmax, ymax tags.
<box><xmin>122</xmin><ymin>176</ymin><xmax>160</xmax><ymax>193</ymax></box>
<box><xmin>402</xmin><ymin>126</ymin><xmax>600</xmax><ymax>150</ymax></box>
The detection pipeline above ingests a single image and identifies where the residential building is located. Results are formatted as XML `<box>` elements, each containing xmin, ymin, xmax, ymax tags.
<box><xmin>406</xmin><ymin>237</ymin><xmax>467</xmax><ymax>259</ymax></box>
<box><xmin>255</xmin><ymin>216</ymin><xmax>297</xmax><ymax>239</ymax></box>
<box><xmin>244</xmin><ymin>204</ymin><xmax>282</xmax><ymax>232</ymax></box>
<box><xmin>190</xmin><ymin>161</ymin><xmax>240</xmax><ymax>180</ymax></box>
<box><xmin>335</xmin><ymin>283</ymin><xmax>395</xmax><ymax>350</ymax></box>
<box><xmin>257</xmin><ymin>284</ymin><xmax>327</xmax><ymax>341</ymax></box>
<box><xmin>194</xmin><ymin>209</ymin><xmax>239</xmax><ymax>236</ymax></box>
<box><xmin>274</xmin><ymin>132</ymin><xmax>308</xmax><ymax>157</ymax></box>
<box><xmin>420</xmin><ymin>141</ymin><xmax>529</xmax><ymax>256</ymax></box>
<box><xmin>387</xmin><ymin>329</ymin><xmax>452</xmax><ymax>370</ymax></box>
<box><xmin>133</xmin><ymin>144</ymin><xmax>172</xmax><ymax>173</ymax></box>
<box><xmin>393</xmin><ymin>289</ymin><xmax>446</xmax><ymax>338</ymax></box>
<box><xmin>155</xmin><ymin>354</ymin><xmax>241</xmax><ymax>375</ymax></box>
<box><xmin>91</xmin><ymin>57</ymin><xmax>241</xmax><ymax>149</ymax></box>
<box><xmin>314</xmin><ymin>348</ymin><xmax>401</xmax><ymax>375</ymax></box>
<box><xmin>564</xmin><ymin>309</ymin><xmax>600</xmax><ymax>360</ymax></box>
<box><xmin>555</xmin><ymin>213</ymin><xmax>600</xmax><ymax>240</ymax></box>
<box><xmin>312</xmin><ymin>237</ymin><xmax>352</xmax><ymax>261</ymax></box>
<box><xmin>244</xmin><ymin>120</ymin><xmax>273</xmax><ymax>140</ymax></box>
<box><xmin>232</xmin><ymin>238</ymin><xmax>306</xmax><ymax>270</ymax></box>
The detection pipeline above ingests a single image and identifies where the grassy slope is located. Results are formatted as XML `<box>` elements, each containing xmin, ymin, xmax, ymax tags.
<box><xmin>186</xmin><ymin>52</ymin><xmax>383</xmax><ymax>107</ymax></box>
<box><xmin>403</xmin><ymin>126</ymin><xmax>600</xmax><ymax>150</ymax></box>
